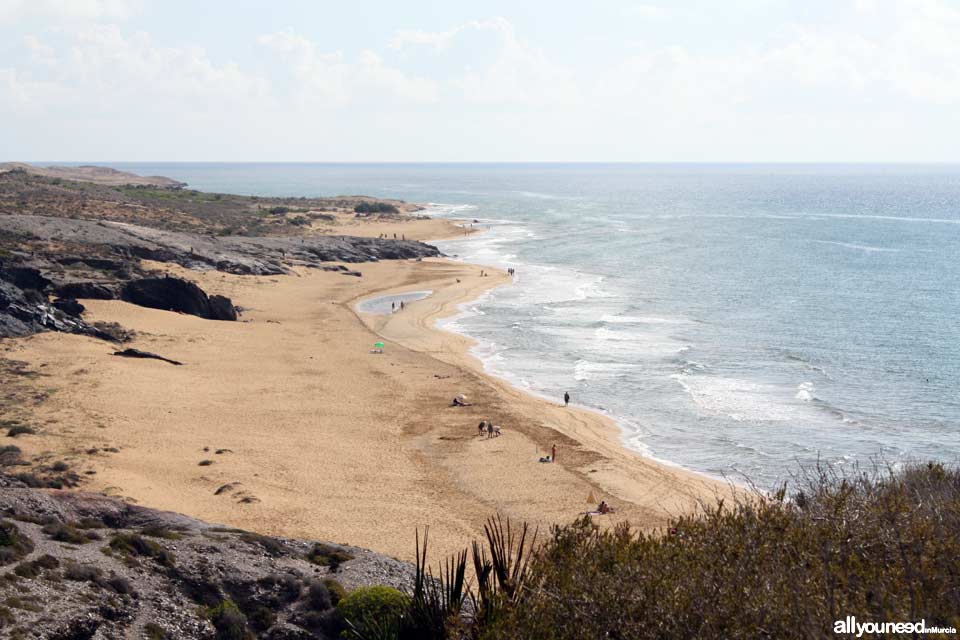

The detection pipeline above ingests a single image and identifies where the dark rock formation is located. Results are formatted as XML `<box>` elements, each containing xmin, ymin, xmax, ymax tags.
<box><xmin>0</xmin><ymin>214</ymin><xmax>440</xmax><ymax>338</ymax></box>
<box><xmin>0</xmin><ymin>273</ymin><xmax>111</xmax><ymax>340</ymax></box>
<box><xmin>209</xmin><ymin>294</ymin><xmax>239</xmax><ymax>321</ymax></box>
<box><xmin>112</xmin><ymin>348</ymin><xmax>183</xmax><ymax>366</ymax></box>
<box><xmin>52</xmin><ymin>297</ymin><xmax>85</xmax><ymax>317</ymax></box>
<box><xmin>121</xmin><ymin>277</ymin><xmax>237</xmax><ymax>321</ymax></box>
<box><xmin>55</xmin><ymin>281</ymin><xmax>121</xmax><ymax>300</ymax></box>
<box><xmin>0</xmin><ymin>214</ymin><xmax>441</xmax><ymax>276</ymax></box>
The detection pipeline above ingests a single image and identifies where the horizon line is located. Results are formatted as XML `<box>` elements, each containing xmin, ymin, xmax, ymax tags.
<box><xmin>16</xmin><ymin>160</ymin><xmax>960</xmax><ymax>166</ymax></box>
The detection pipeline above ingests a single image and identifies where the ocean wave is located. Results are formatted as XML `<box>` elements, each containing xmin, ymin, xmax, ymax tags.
<box><xmin>573</xmin><ymin>359</ymin><xmax>641</xmax><ymax>381</ymax></box>
<box><xmin>671</xmin><ymin>373</ymin><xmax>812</xmax><ymax>423</ymax></box>
<box><xmin>601</xmin><ymin>314</ymin><xmax>688</xmax><ymax>325</ymax></box>
<box><xmin>813</xmin><ymin>240</ymin><xmax>899</xmax><ymax>253</ymax></box>
<box><xmin>423</xmin><ymin>202</ymin><xmax>478</xmax><ymax>216</ymax></box>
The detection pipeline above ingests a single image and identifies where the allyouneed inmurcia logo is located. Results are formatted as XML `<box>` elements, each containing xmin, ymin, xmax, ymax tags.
<box><xmin>835</xmin><ymin>616</ymin><xmax>957</xmax><ymax>637</ymax></box>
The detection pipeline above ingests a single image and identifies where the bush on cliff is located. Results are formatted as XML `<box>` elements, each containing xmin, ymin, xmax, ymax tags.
<box><xmin>338</xmin><ymin>586</ymin><xmax>410</xmax><ymax>638</ymax></box>
<box><xmin>0</xmin><ymin>520</ymin><xmax>33</xmax><ymax>565</ymax></box>
<box><xmin>349</xmin><ymin>462</ymin><xmax>960</xmax><ymax>640</ymax></box>
<box><xmin>354</xmin><ymin>202</ymin><xmax>399</xmax><ymax>215</ymax></box>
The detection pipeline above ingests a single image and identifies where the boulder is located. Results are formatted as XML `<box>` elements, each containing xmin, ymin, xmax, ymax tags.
<box><xmin>121</xmin><ymin>276</ymin><xmax>236</xmax><ymax>321</ymax></box>
<box><xmin>55</xmin><ymin>281</ymin><xmax>121</xmax><ymax>300</ymax></box>
<box><xmin>208</xmin><ymin>294</ymin><xmax>239</xmax><ymax>321</ymax></box>
<box><xmin>4</xmin><ymin>266</ymin><xmax>50</xmax><ymax>291</ymax></box>
<box><xmin>53</xmin><ymin>297</ymin><xmax>85</xmax><ymax>317</ymax></box>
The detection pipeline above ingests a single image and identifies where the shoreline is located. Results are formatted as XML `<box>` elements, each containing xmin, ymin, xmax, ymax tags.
<box><xmin>5</xmin><ymin>214</ymin><xmax>729</xmax><ymax>565</ymax></box>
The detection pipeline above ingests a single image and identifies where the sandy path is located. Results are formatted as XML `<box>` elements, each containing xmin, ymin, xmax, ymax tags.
<box><xmin>5</xmin><ymin>223</ymin><xmax>728</xmax><ymax>564</ymax></box>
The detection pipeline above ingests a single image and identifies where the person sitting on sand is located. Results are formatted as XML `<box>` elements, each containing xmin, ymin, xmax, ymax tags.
<box><xmin>598</xmin><ymin>501</ymin><xmax>613</xmax><ymax>514</ymax></box>
<box><xmin>452</xmin><ymin>394</ymin><xmax>471</xmax><ymax>407</ymax></box>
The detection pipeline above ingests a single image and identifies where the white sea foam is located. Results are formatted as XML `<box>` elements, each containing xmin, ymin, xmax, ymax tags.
<box><xmin>601</xmin><ymin>314</ymin><xmax>688</xmax><ymax>325</ymax></box>
<box><xmin>671</xmin><ymin>374</ymin><xmax>811</xmax><ymax>423</ymax></box>
<box><xmin>813</xmin><ymin>240</ymin><xmax>898</xmax><ymax>253</ymax></box>
<box><xmin>795</xmin><ymin>381</ymin><xmax>815</xmax><ymax>402</ymax></box>
<box><xmin>573</xmin><ymin>359</ymin><xmax>642</xmax><ymax>381</ymax></box>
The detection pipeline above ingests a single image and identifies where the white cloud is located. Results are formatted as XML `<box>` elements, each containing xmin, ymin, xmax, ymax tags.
<box><xmin>23</xmin><ymin>34</ymin><xmax>57</xmax><ymax>65</ymax></box>
<box><xmin>392</xmin><ymin>17</ymin><xmax>579</xmax><ymax>106</ymax></box>
<box><xmin>259</xmin><ymin>28</ymin><xmax>438</xmax><ymax>106</ymax></box>
<box><xmin>622</xmin><ymin>4</ymin><xmax>673</xmax><ymax>19</ymax></box>
<box><xmin>0</xmin><ymin>25</ymin><xmax>270</xmax><ymax>119</ymax></box>
<box><xmin>0</xmin><ymin>0</ymin><xmax>134</xmax><ymax>24</ymax></box>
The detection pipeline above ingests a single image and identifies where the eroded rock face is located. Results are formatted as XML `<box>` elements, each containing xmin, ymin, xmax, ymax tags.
<box><xmin>54</xmin><ymin>282</ymin><xmax>121</xmax><ymax>300</ymax></box>
<box><xmin>0</xmin><ymin>272</ymin><xmax>107</xmax><ymax>339</ymax></box>
<box><xmin>0</xmin><ymin>486</ymin><xmax>416</xmax><ymax>639</ymax></box>
<box><xmin>121</xmin><ymin>277</ymin><xmax>238</xmax><ymax>321</ymax></box>
<box><xmin>52</xmin><ymin>298</ymin><xmax>85</xmax><ymax>317</ymax></box>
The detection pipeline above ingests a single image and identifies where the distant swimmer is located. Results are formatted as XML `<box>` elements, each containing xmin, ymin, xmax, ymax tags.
<box><xmin>564</xmin><ymin>392</ymin><xmax>570</xmax><ymax>407</ymax></box>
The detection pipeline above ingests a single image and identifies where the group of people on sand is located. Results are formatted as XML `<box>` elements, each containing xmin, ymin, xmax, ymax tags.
<box><xmin>389</xmin><ymin>300</ymin><xmax>406</xmax><ymax>313</ymax></box>
<box><xmin>377</xmin><ymin>233</ymin><xmax>406</xmax><ymax>240</ymax></box>
<box><xmin>477</xmin><ymin>420</ymin><xmax>502</xmax><ymax>438</ymax></box>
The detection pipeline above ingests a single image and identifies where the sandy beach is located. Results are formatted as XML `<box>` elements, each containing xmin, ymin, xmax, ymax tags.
<box><xmin>5</xmin><ymin>216</ymin><xmax>727</xmax><ymax>564</ymax></box>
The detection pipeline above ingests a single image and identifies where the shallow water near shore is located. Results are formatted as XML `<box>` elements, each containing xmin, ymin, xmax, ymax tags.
<box><xmin>356</xmin><ymin>290</ymin><xmax>433</xmax><ymax>315</ymax></box>
<box><xmin>107</xmin><ymin>163</ymin><xmax>960</xmax><ymax>487</ymax></box>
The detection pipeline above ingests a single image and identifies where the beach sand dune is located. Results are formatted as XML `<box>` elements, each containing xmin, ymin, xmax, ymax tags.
<box><xmin>6</xmin><ymin>250</ymin><xmax>727</xmax><ymax>563</ymax></box>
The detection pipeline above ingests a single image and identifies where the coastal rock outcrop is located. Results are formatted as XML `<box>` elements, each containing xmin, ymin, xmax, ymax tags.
<box><xmin>121</xmin><ymin>276</ymin><xmax>238</xmax><ymax>321</ymax></box>
<box><xmin>0</xmin><ymin>486</ymin><xmax>416</xmax><ymax>639</ymax></box>
<box><xmin>0</xmin><ymin>214</ymin><xmax>442</xmax><ymax>276</ymax></box>
<box><xmin>0</xmin><ymin>212</ymin><xmax>441</xmax><ymax>338</ymax></box>
<box><xmin>0</xmin><ymin>267</ymin><xmax>111</xmax><ymax>340</ymax></box>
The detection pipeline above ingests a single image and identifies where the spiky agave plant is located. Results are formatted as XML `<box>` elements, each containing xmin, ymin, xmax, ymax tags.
<box><xmin>403</xmin><ymin>527</ymin><xmax>470</xmax><ymax>639</ymax></box>
<box><xmin>471</xmin><ymin>515</ymin><xmax>537</xmax><ymax>628</ymax></box>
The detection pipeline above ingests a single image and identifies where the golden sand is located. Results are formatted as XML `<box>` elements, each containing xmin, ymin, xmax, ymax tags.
<box><xmin>5</xmin><ymin>217</ymin><xmax>728</xmax><ymax>563</ymax></box>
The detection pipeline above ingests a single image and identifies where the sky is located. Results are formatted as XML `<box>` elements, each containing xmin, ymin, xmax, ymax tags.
<box><xmin>1</xmin><ymin>0</ymin><xmax>959</xmax><ymax>162</ymax></box>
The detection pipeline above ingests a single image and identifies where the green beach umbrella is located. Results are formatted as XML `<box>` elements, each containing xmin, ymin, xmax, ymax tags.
<box><xmin>374</xmin><ymin>342</ymin><xmax>385</xmax><ymax>349</ymax></box>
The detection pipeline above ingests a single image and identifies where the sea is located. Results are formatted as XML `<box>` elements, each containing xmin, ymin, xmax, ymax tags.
<box><xmin>106</xmin><ymin>163</ymin><xmax>960</xmax><ymax>487</ymax></box>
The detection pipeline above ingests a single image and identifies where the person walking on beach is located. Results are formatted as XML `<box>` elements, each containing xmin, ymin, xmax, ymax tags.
<box><xmin>551</xmin><ymin>444</ymin><xmax>557</xmax><ymax>463</ymax></box>
<box><xmin>391</xmin><ymin>302</ymin><xmax>396</xmax><ymax>312</ymax></box>
<box><xmin>564</xmin><ymin>392</ymin><xmax>570</xmax><ymax>406</ymax></box>
<box><xmin>400</xmin><ymin>301</ymin><xmax>405</xmax><ymax>311</ymax></box>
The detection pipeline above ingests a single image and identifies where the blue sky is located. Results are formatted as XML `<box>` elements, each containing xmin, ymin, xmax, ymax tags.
<box><xmin>2</xmin><ymin>0</ymin><xmax>959</xmax><ymax>161</ymax></box>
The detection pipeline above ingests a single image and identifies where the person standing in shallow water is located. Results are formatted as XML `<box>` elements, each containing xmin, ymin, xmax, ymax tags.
<box><xmin>564</xmin><ymin>392</ymin><xmax>570</xmax><ymax>406</ymax></box>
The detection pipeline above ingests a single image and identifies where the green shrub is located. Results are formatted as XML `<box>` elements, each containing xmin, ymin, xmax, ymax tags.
<box><xmin>481</xmin><ymin>462</ymin><xmax>960</xmax><ymax>639</ymax></box>
<box><xmin>353</xmin><ymin>202</ymin><xmax>399</xmax><ymax>215</ymax></box>
<box><xmin>75</xmin><ymin>518</ymin><xmax>106</xmax><ymax>529</ymax></box>
<box><xmin>109</xmin><ymin>533</ymin><xmax>175</xmax><ymax>567</ymax></box>
<box><xmin>42</xmin><ymin>522</ymin><xmax>99</xmax><ymax>544</ymax></box>
<box><xmin>13</xmin><ymin>555</ymin><xmax>58</xmax><ymax>579</ymax></box>
<box><xmin>140</xmin><ymin>525</ymin><xmax>184</xmax><ymax>540</ymax></box>
<box><xmin>324</xmin><ymin>578</ymin><xmax>347</xmax><ymax>606</ymax></box>
<box><xmin>206</xmin><ymin>600</ymin><xmax>253</xmax><ymax>640</ymax></box>
<box><xmin>144</xmin><ymin>622</ymin><xmax>170</xmax><ymax>639</ymax></box>
<box><xmin>0</xmin><ymin>521</ymin><xmax>33</xmax><ymax>566</ymax></box>
<box><xmin>337</xmin><ymin>586</ymin><xmax>409</xmax><ymax>638</ymax></box>
<box><xmin>306</xmin><ymin>581</ymin><xmax>331</xmax><ymax>610</ymax></box>
<box><xmin>238</xmin><ymin>532</ymin><xmax>285</xmax><ymax>556</ymax></box>
<box><xmin>0</xmin><ymin>446</ymin><xmax>22</xmax><ymax>466</ymax></box>
<box><xmin>64</xmin><ymin>563</ymin><xmax>102</xmax><ymax>582</ymax></box>
<box><xmin>247</xmin><ymin>605</ymin><xmax>275</xmax><ymax>631</ymax></box>
<box><xmin>305</xmin><ymin>543</ymin><xmax>354</xmax><ymax>571</ymax></box>
<box><xmin>259</xmin><ymin>572</ymin><xmax>301</xmax><ymax>603</ymax></box>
